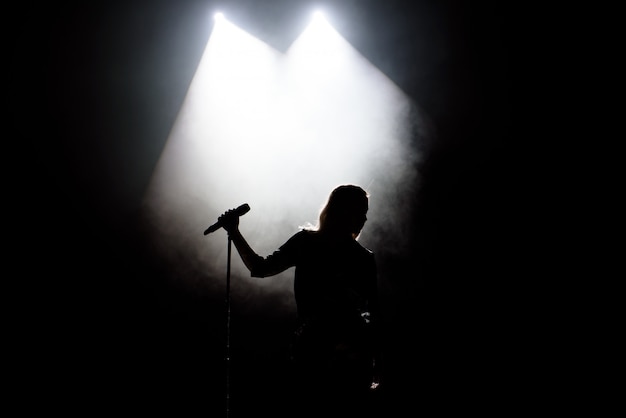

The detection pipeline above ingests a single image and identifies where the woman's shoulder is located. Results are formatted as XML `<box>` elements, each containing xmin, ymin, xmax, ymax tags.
<box><xmin>292</xmin><ymin>229</ymin><xmax>317</xmax><ymax>240</ymax></box>
<box><xmin>280</xmin><ymin>228</ymin><xmax>316</xmax><ymax>248</ymax></box>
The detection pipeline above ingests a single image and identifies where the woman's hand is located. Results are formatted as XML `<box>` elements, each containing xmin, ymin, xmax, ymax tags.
<box><xmin>218</xmin><ymin>208</ymin><xmax>240</xmax><ymax>234</ymax></box>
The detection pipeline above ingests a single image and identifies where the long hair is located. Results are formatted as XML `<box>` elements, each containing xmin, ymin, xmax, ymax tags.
<box><xmin>316</xmin><ymin>184</ymin><xmax>369</xmax><ymax>239</ymax></box>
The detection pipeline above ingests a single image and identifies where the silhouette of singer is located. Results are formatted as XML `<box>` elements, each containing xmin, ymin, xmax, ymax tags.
<box><xmin>216</xmin><ymin>184</ymin><xmax>381</xmax><ymax>416</ymax></box>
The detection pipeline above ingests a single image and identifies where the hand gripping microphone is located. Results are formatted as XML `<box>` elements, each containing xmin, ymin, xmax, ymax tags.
<box><xmin>203</xmin><ymin>203</ymin><xmax>250</xmax><ymax>235</ymax></box>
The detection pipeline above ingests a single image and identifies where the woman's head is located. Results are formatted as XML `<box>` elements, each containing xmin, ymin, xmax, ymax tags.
<box><xmin>318</xmin><ymin>184</ymin><xmax>369</xmax><ymax>239</ymax></box>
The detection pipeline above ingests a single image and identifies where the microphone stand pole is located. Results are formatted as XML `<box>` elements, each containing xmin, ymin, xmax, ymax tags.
<box><xmin>225</xmin><ymin>235</ymin><xmax>232</xmax><ymax>418</ymax></box>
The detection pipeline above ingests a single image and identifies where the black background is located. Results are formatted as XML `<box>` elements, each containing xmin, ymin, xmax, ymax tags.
<box><xmin>13</xmin><ymin>0</ymin><xmax>566</xmax><ymax>416</ymax></box>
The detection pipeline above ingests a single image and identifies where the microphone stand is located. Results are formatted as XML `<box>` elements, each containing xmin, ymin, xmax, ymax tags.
<box><xmin>204</xmin><ymin>206</ymin><xmax>249</xmax><ymax>417</ymax></box>
<box><xmin>225</xmin><ymin>235</ymin><xmax>232</xmax><ymax>418</ymax></box>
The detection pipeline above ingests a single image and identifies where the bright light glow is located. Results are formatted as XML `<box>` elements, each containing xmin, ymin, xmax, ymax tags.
<box><xmin>214</xmin><ymin>12</ymin><xmax>224</xmax><ymax>21</ymax></box>
<box><xmin>312</xmin><ymin>10</ymin><xmax>325</xmax><ymax>22</ymax></box>
<box><xmin>142</xmin><ymin>14</ymin><xmax>426</xmax><ymax>303</ymax></box>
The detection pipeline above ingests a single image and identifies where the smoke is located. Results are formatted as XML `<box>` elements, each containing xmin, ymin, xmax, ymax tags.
<box><xmin>140</xmin><ymin>14</ymin><xmax>428</xmax><ymax>314</ymax></box>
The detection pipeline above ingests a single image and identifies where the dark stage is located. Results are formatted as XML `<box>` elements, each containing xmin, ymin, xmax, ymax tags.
<box><xmin>15</xmin><ymin>0</ymin><xmax>558</xmax><ymax>416</ymax></box>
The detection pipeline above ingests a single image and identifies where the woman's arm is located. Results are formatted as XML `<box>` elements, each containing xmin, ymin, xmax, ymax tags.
<box><xmin>217</xmin><ymin>209</ymin><xmax>265</xmax><ymax>273</ymax></box>
<box><xmin>217</xmin><ymin>208</ymin><xmax>295</xmax><ymax>277</ymax></box>
<box><xmin>227</xmin><ymin>228</ymin><xmax>266</xmax><ymax>273</ymax></box>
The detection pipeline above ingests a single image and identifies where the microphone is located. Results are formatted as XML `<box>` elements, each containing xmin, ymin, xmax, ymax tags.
<box><xmin>203</xmin><ymin>203</ymin><xmax>250</xmax><ymax>235</ymax></box>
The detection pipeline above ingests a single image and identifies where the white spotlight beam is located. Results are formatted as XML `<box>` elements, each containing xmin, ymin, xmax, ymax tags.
<box><xmin>142</xmin><ymin>12</ymin><xmax>423</xmax><ymax>297</ymax></box>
